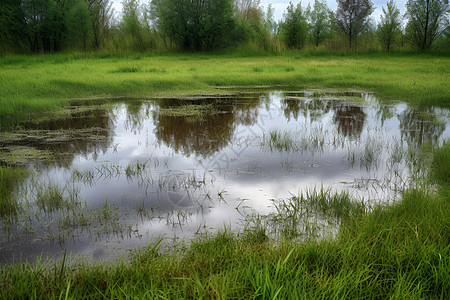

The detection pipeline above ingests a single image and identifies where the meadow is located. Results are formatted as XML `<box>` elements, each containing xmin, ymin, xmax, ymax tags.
<box><xmin>0</xmin><ymin>52</ymin><xmax>449</xmax><ymax>298</ymax></box>
<box><xmin>0</xmin><ymin>52</ymin><xmax>448</xmax><ymax>128</ymax></box>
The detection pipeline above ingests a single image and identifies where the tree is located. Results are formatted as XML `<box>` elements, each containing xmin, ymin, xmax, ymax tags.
<box><xmin>121</xmin><ymin>0</ymin><xmax>145</xmax><ymax>49</ymax></box>
<box><xmin>66</xmin><ymin>0</ymin><xmax>92</xmax><ymax>51</ymax></box>
<box><xmin>334</xmin><ymin>0</ymin><xmax>374</xmax><ymax>51</ymax></box>
<box><xmin>0</xmin><ymin>0</ymin><xmax>28</xmax><ymax>53</ymax></box>
<box><xmin>41</xmin><ymin>0</ymin><xmax>65</xmax><ymax>52</ymax></box>
<box><xmin>151</xmin><ymin>0</ymin><xmax>236</xmax><ymax>51</ymax></box>
<box><xmin>307</xmin><ymin>0</ymin><xmax>333</xmax><ymax>47</ymax></box>
<box><xmin>87</xmin><ymin>0</ymin><xmax>114</xmax><ymax>49</ymax></box>
<box><xmin>22</xmin><ymin>0</ymin><xmax>47</xmax><ymax>52</ymax></box>
<box><xmin>232</xmin><ymin>0</ymin><xmax>274</xmax><ymax>50</ymax></box>
<box><xmin>234</xmin><ymin>0</ymin><xmax>260</xmax><ymax>21</ymax></box>
<box><xmin>281</xmin><ymin>1</ymin><xmax>308</xmax><ymax>49</ymax></box>
<box><xmin>405</xmin><ymin>0</ymin><xmax>449</xmax><ymax>50</ymax></box>
<box><xmin>377</xmin><ymin>0</ymin><xmax>402</xmax><ymax>52</ymax></box>
<box><xmin>265</xmin><ymin>3</ymin><xmax>276</xmax><ymax>34</ymax></box>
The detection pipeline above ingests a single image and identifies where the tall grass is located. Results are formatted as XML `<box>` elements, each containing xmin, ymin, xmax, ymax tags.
<box><xmin>431</xmin><ymin>142</ymin><xmax>450</xmax><ymax>186</ymax></box>
<box><xmin>0</xmin><ymin>143</ymin><xmax>448</xmax><ymax>298</ymax></box>
<box><xmin>0</xmin><ymin>166</ymin><xmax>27</xmax><ymax>216</ymax></box>
<box><xmin>0</xmin><ymin>53</ymin><xmax>448</xmax><ymax>127</ymax></box>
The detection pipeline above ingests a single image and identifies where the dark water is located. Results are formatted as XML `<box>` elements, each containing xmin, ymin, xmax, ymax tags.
<box><xmin>1</xmin><ymin>90</ymin><xmax>448</xmax><ymax>263</ymax></box>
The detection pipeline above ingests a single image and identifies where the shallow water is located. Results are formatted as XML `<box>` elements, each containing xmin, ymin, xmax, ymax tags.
<box><xmin>1</xmin><ymin>90</ymin><xmax>448</xmax><ymax>263</ymax></box>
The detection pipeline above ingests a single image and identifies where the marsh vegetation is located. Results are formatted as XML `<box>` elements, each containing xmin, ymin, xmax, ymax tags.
<box><xmin>0</xmin><ymin>89</ymin><xmax>448</xmax><ymax>262</ymax></box>
<box><xmin>0</xmin><ymin>51</ymin><xmax>448</xmax><ymax>297</ymax></box>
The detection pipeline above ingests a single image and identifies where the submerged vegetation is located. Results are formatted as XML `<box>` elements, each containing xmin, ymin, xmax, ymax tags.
<box><xmin>0</xmin><ymin>145</ymin><xmax>448</xmax><ymax>298</ymax></box>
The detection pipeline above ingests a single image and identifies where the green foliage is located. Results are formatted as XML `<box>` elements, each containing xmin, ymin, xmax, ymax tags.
<box><xmin>335</xmin><ymin>0</ymin><xmax>375</xmax><ymax>51</ymax></box>
<box><xmin>0</xmin><ymin>0</ymin><xmax>114</xmax><ymax>53</ymax></box>
<box><xmin>0</xmin><ymin>166</ymin><xmax>27</xmax><ymax>216</ymax></box>
<box><xmin>280</xmin><ymin>1</ymin><xmax>308</xmax><ymax>49</ymax></box>
<box><xmin>89</xmin><ymin>0</ymin><xmax>114</xmax><ymax>49</ymax></box>
<box><xmin>405</xmin><ymin>0</ymin><xmax>450</xmax><ymax>51</ymax></box>
<box><xmin>306</xmin><ymin>0</ymin><xmax>333</xmax><ymax>47</ymax></box>
<box><xmin>151</xmin><ymin>0</ymin><xmax>236</xmax><ymax>51</ymax></box>
<box><xmin>431</xmin><ymin>142</ymin><xmax>450</xmax><ymax>186</ymax></box>
<box><xmin>1</xmin><ymin>0</ymin><xmax>449</xmax><ymax>53</ymax></box>
<box><xmin>66</xmin><ymin>0</ymin><xmax>92</xmax><ymax>52</ymax></box>
<box><xmin>377</xmin><ymin>0</ymin><xmax>402</xmax><ymax>52</ymax></box>
<box><xmin>0</xmin><ymin>0</ymin><xmax>28</xmax><ymax>53</ymax></box>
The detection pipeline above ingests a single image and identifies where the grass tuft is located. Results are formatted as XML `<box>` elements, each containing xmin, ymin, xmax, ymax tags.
<box><xmin>431</xmin><ymin>142</ymin><xmax>450</xmax><ymax>186</ymax></box>
<box><xmin>0</xmin><ymin>166</ymin><xmax>27</xmax><ymax>216</ymax></box>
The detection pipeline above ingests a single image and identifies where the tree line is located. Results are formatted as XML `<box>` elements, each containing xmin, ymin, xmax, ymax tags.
<box><xmin>0</xmin><ymin>0</ymin><xmax>448</xmax><ymax>54</ymax></box>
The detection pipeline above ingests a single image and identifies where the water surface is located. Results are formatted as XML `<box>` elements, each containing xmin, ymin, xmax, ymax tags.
<box><xmin>1</xmin><ymin>90</ymin><xmax>448</xmax><ymax>263</ymax></box>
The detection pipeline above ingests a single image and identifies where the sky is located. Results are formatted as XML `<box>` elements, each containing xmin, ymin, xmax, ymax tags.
<box><xmin>112</xmin><ymin>0</ymin><xmax>409</xmax><ymax>25</ymax></box>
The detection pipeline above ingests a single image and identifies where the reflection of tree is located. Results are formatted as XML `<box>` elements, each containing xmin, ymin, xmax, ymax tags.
<box><xmin>376</xmin><ymin>104</ymin><xmax>395</xmax><ymax>127</ymax></box>
<box><xmin>123</xmin><ymin>102</ymin><xmax>152</xmax><ymax>134</ymax></box>
<box><xmin>398</xmin><ymin>108</ymin><xmax>446</xmax><ymax>145</ymax></box>
<box><xmin>152</xmin><ymin>97</ymin><xmax>261</xmax><ymax>158</ymax></box>
<box><xmin>154</xmin><ymin>112</ymin><xmax>235</xmax><ymax>158</ymax></box>
<box><xmin>333</xmin><ymin>104</ymin><xmax>366</xmax><ymax>139</ymax></box>
<box><xmin>282</xmin><ymin>99</ymin><xmax>302</xmax><ymax>121</ymax></box>
<box><xmin>281</xmin><ymin>97</ymin><xmax>334</xmax><ymax>122</ymax></box>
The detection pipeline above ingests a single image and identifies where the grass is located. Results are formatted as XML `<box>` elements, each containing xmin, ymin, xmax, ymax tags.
<box><xmin>266</xmin><ymin>187</ymin><xmax>367</xmax><ymax>240</ymax></box>
<box><xmin>0</xmin><ymin>52</ymin><xmax>448</xmax><ymax>297</ymax></box>
<box><xmin>261</xmin><ymin>127</ymin><xmax>327</xmax><ymax>153</ymax></box>
<box><xmin>0</xmin><ymin>52</ymin><xmax>448</xmax><ymax>128</ymax></box>
<box><xmin>262</xmin><ymin>130</ymin><xmax>297</xmax><ymax>152</ymax></box>
<box><xmin>158</xmin><ymin>103</ymin><xmax>217</xmax><ymax>122</ymax></box>
<box><xmin>0</xmin><ymin>143</ymin><xmax>448</xmax><ymax>298</ymax></box>
<box><xmin>431</xmin><ymin>142</ymin><xmax>450</xmax><ymax>186</ymax></box>
<box><xmin>0</xmin><ymin>166</ymin><xmax>27</xmax><ymax>216</ymax></box>
<box><xmin>0</xmin><ymin>189</ymin><xmax>447</xmax><ymax>298</ymax></box>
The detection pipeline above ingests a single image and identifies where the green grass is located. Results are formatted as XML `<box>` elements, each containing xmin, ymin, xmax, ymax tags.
<box><xmin>0</xmin><ymin>166</ymin><xmax>27</xmax><ymax>216</ymax></box>
<box><xmin>431</xmin><ymin>142</ymin><xmax>450</xmax><ymax>186</ymax></box>
<box><xmin>262</xmin><ymin>130</ymin><xmax>297</xmax><ymax>152</ymax></box>
<box><xmin>0</xmin><ymin>53</ymin><xmax>448</xmax><ymax>298</ymax></box>
<box><xmin>0</xmin><ymin>143</ymin><xmax>448</xmax><ymax>299</ymax></box>
<box><xmin>0</xmin><ymin>188</ymin><xmax>447</xmax><ymax>298</ymax></box>
<box><xmin>0</xmin><ymin>53</ymin><xmax>448</xmax><ymax>127</ymax></box>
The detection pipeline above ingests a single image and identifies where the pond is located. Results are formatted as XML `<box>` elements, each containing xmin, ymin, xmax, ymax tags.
<box><xmin>1</xmin><ymin>89</ymin><xmax>448</xmax><ymax>263</ymax></box>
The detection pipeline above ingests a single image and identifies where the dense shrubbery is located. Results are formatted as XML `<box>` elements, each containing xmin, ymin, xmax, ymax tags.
<box><xmin>0</xmin><ymin>0</ymin><xmax>448</xmax><ymax>54</ymax></box>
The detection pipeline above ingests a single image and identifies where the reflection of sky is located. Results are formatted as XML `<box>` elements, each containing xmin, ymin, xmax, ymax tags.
<box><xmin>5</xmin><ymin>91</ymin><xmax>449</xmax><ymax>263</ymax></box>
<box><xmin>112</xmin><ymin>0</ymin><xmax>408</xmax><ymax>24</ymax></box>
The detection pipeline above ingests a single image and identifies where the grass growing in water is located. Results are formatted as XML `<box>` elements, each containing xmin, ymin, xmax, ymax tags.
<box><xmin>0</xmin><ymin>166</ymin><xmax>27</xmax><ymax>216</ymax></box>
<box><xmin>0</xmin><ymin>185</ymin><xmax>447</xmax><ymax>298</ymax></box>
<box><xmin>1</xmin><ymin>143</ymin><xmax>448</xmax><ymax>298</ymax></box>
<box><xmin>267</xmin><ymin>188</ymin><xmax>366</xmax><ymax>239</ymax></box>
<box><xmin>262</xmin><ymin>130</ymin><xmax>297</xmax><ymax>152</ymax></box>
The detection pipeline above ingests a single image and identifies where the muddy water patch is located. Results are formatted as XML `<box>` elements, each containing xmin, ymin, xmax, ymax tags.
<box><xmin>0</xmin><ymin>90</ymin><xmax>448</xmax><ymax>263</ymax></box>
